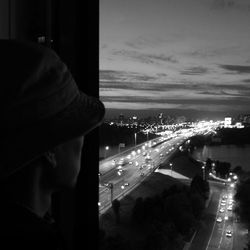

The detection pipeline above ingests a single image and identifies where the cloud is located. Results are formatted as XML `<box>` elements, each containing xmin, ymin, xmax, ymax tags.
<box><xmin>100</xmin><ymin>70</ymin><xmax>250</xmax><ymax>97</ymax></box>
<box><xmin>112</xmin><ymin>49</ymin><xmax>178</xmax><ymax>65</ymax></box>
<box><xmin>210</xmin><ymin>0</ymin><xmax>250</xmax><ymax>11</ymax></box>
<box><xmin>180</xmin><ymin>67</ymin><xmax>209</xmax><ymax>75</ymax></box>
<box><xmin>157</xmin><ymin>73</ymin><xmax>168</xmax><ymax>77</ymax></box>
<box><xmin>242</xmin><ymin>79</ymin><xmax>250</xmax><ymax>83</ymax></box>
<box><xmin>124</xmin><ymin>36</ymin><xmax>169</xmax><ymax>50</ymax></box>
<box><xmin>219</xmin><ymin>64</ymin><xmax>250</xmax><ymax>74</ymax></box>
<box><xmin>99</xmin><ymin>70</ymin><xmax>158</xmax><ymax>82</ymax></box>
<box><xmin>100</xmin><ymin>44</ymin><xmax>108</xmax><ymax>49</ymax></box>
<box><xmin>100</xmin><ymin>80</ymin><xmax>201</xmax><ymax>92</ymax></box>
<box><xmin>101</xmin><ymin>95</ymin><xmax>250</xmax><ymax>107</ymax></box>
<box><xmin>198</xmin><ymin>89</ymin><xmax>249</xmax><ymax>97</ymax></box>
<box><xmin>184</xmin><ymin>45</ymin><xmax>241</xmax><ymax>59</ymax></box>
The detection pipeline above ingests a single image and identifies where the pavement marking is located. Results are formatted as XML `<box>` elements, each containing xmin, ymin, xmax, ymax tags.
<box><xmin>205</xmin><ymin>193</ymin><xmax>221</xmax><ymax>250</ymax></box>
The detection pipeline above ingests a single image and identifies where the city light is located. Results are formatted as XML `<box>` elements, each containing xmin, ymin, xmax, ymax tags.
<box><xmin>104</xmin><ymin>146</ymin><xmax>109</xmax><ymax>158</ymax></box>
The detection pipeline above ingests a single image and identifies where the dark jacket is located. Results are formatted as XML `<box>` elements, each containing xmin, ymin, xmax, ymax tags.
<box><xmin>0</xmin><ymin>202</ymin><xmax>66</xmax><ymax>250</ymax></box>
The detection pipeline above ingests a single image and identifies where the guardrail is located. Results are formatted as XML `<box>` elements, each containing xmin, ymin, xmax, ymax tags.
<box><xmin>99</xmin><ymin>137</ymin><xmax>162</xmax><ymax>166</ymax></box>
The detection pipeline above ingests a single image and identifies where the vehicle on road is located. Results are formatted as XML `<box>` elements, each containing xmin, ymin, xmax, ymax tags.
<box><xmin>140</xmin><ymin>172</ymin><xmax>145</xmax><ymax>176</ymax></box>
<box><xmin>129</xmin><ymin>161</ymin><xmax>133</xmax><ymax>165</ymax></box>
<box><xmin>219</xmin><ymin>208</ymin><xmax>225</xmax><ymax>213</ymax></box>
<box><xmin>216</xmin><ymin>217</ymin><xmax>222</xmax><ymax>223</ymax></box>
<box><xmin>227</xmin><ymin>206</ymin><xmax>232</xmax><ymax>211</ymax></box>
<box><xmin>124</xmin><ymin>182</ymin><xmax>129</xmax><ymax>186</ymax></box>
<box><xmin>118</xmin><ymin>158</ymin><xmax>126</xmax><ymax>166</ymax></box>
<box><xmin>117</xmin><ymin>169</ymin><xmax>123</xmax><ymax>175</ymax></box>
<box><xmin>226</xmin><ymin>230</ymin><xmax>232</xmax><ymax>237</ymax></box>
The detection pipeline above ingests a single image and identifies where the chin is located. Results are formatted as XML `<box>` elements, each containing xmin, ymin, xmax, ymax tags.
<box><xmin>55</xmin><ymin>178</ymin><xmax>78</xmax><ymax>191</ymax></box>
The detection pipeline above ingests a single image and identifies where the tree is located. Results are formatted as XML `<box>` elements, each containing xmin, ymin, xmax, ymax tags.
<box><xmin>215</xmin><ymin>161</ymin><xmax>231</xmax><ymax>178</ymax></box>
<box><xmin>112</xmin><ymin>199</ymin><xmax>121</xmax><ymax>224</ymax></box>
<box><xmin>131</xmin><ymin>197</ymin><xmax>144</xmax><ymax>224</ymax></box>
<box><xmin>206</xmin><ymin>158</ymin><xmax>213</xmax><ymax>172</ymax></box>
<box><xmin>190</xmin><ymin>175</ymin><xmax>210</xmax><ymax>200</ymax></box>
<box><xmin>190</xmin><ymin>193</ymin><xmax>205</xmax><ymax>219</ymax></box>
<box><xmin>232</xmin><ymin>165</ymin><xmax>243</xmax><ymax>174</ymax></box>
<box><xmin>234</xmin><ymin>179</ymin><xmax>250</xmax><ymax>224</ymax></box>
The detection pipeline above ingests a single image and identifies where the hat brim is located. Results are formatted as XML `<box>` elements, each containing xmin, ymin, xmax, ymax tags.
<box><xmin>0</xmin><ymin>91</ymin><xmax>105</xmax><ymax>179</ymax></box>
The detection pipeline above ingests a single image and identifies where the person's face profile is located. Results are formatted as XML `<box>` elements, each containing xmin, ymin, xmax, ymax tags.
<box><xmin>53</xmin><ymin>136</ymin><xmax>84</xmax><ymax>189</ymax></box>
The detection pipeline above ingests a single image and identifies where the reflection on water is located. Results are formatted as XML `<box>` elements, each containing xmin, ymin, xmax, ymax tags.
<box><xmin>192</xmin><ymin>144</ymin><xmax>250</xmax><ymax>171</ymax></box>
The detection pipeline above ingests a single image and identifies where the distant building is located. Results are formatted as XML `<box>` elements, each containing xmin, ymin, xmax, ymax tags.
<box><xmin>118</xmin><ymin>113</ymin><xmax>124</xmax><ymax>125</ymax></box>
<box><xmin>176</xmin><ymin>116</ymin><xmax>186</xmax><ymax>124</ymax></box>
<box><xmin>158</xmin><ymin>113</ymin><xmax>163</xmax><ymax>124</ymax></box>
<box><xmin>224</xmin><ymin>117</ymin><xmax>232</xmax><ymax>128</ymax></box>
<box><xmin>238</xmin><ymin>114</ymin><xmax>250</xmax><ymax>126</ymax></box>
<box><xmin>235</xmin><ymin>122</ymin><xmax>244</xmax><ymax>129</ymax></box>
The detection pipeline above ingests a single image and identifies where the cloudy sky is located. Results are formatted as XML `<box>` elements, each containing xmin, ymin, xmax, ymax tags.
<box><xmin>100</xmin><ymin>0</ymin><xmax>250</xmax><ymax>119</ymax></box>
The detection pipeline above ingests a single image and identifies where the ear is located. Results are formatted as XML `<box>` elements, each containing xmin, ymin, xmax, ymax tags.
<box><xmin>44</xmin><ymin>150</ymin><xmax>57</xmax><ymax>168</ymax></box>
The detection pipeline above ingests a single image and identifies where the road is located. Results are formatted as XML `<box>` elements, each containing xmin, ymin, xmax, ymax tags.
<box><xmin>99</xmin><ymin>123</ymin><xmax>249</xmax><ymax>249</ymax></box>
<box><xmin>99</xmin><ymin>133</ymin><xmax>188</xmax><ymax>214</ymax></box>
<box><xmin>99</xmin><ymin>124</ymin><xmax>218</xmax><ymax>214</ymax></box>
<box><xmin>189</xmin><ymin>181</ymin><xmax>248</xmax><ymax>250</ymax></box>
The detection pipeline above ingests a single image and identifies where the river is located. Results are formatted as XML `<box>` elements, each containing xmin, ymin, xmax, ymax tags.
<box><xmin>192</xmin><ymin>144</ymin><xmax>250</xmax><ymax>171</ymax></box>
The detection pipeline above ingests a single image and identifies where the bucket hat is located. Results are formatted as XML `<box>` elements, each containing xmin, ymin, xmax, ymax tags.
<box><xmin>0</xmin><ymin>39</ymin><xmax>105</xmax><ymax>179</ymax></box>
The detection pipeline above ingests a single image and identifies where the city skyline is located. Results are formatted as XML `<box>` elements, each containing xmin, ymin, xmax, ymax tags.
<box><xmin>100</xmin><ymin>0</ymin><xmax>250</xmax><ymax>119</ymax></box>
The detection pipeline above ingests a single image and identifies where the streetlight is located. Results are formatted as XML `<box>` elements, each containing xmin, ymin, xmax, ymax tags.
<box><xmin>134</xmin><ymin>133</ymin><xmax>137</xmax><ymax>147</ymax></box>
<box><xmin>108</xmin><ymin>183</ymin><xmax>114</xmax><ymax>204</ymax></box>
<box><xmin>104</xmin><ymin>146</ymin><xmax>109</xmax><ymax>158</ymax></box>
<box><xmin>170</xmin><ymin>163</ymin><xmax>173</xmax><ymax>177</ymax></box>
<box><xmin>202</xmin><ymin>166</ymin><xmax>205</xmax><ymax>181</ymax></box>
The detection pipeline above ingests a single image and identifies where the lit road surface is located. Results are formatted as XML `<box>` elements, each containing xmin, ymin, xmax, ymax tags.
<box><xmin>99</xmin><ymin>134</ymin><xmax>188</xmax><ymax>214</ymax></box>
<box><xmin>99</xmin><ymin>125</ymin><xmax>219</xmax><ymax>215</ymax></box>
<box><xmin>189</xmin><ymin>181</ymin><xmax>248</xmax><ymax>250</ymax></box>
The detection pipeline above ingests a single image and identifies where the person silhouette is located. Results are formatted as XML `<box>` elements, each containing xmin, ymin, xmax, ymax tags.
<box><xmin>0</xmin><ymin>39</ymin><xmax>105</xmax><ymax>249</ymax></box>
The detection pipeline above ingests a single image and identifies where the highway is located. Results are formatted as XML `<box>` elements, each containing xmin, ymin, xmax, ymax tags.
<box><xmin>99</xmin><ymin>122</ymin><xmax>218</xmax><ymax>214</ymax></box>
<box><xmin>99</xmin><ymin>133</ymin><xmax>188</xmax><ymax>214</ymax></box>
<box><xmin>99</xmin><ymin>122</ymin><xmax>249</xmax><ymax>249</ymax></box>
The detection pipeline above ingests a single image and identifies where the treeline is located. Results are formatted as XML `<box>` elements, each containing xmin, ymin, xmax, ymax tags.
<box><xmin>216</xmin><ymin>127</ymin><xmax>250</xmax><ymax>145</ymax></box>
<box><xmin>99</xmin><ymin>123</ymin><xmax>158</xmax><ymax>147</ymax></box>
<box><xmin>205</xmin><ymin>158</ymin><xmax>231</xmax><ymax>179</ymax></box>
<box><xmin>99</xmin><ymin>175</ymin><xmax>210</xmax><ymax>250</ymax></box>
<box><xmin>188</xmin><ymin>128</ymin><xmax>250</xmax><ymax>149</ymax></box>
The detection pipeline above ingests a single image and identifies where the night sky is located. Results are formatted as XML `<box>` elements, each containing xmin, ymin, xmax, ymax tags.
<box><xmin>100</xmin><ymin>0</ymin><xmax>250</xmax><ymax>119</ymax></box>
